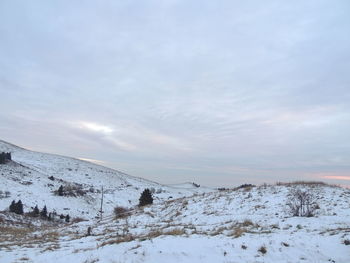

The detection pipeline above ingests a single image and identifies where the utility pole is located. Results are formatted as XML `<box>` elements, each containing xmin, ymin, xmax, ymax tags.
<box><xmin>100</xmin><ymin>186</ymin><xmax>104</xmax><ymax>220</ymax></box>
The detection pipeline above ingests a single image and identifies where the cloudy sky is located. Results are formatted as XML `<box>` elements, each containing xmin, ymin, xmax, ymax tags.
<box><xmin>1</xmin><ymin>0</ymin><xmax>349</xmax><ymax>187</ymax></box>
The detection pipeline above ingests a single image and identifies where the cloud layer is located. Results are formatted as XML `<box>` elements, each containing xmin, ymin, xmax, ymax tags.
<box><xmin>0</xmin><ymin>0</ymin><xmax>349</xmax><ymax>186</ymax></box>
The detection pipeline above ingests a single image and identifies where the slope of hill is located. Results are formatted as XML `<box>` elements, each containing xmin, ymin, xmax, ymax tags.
<box><xmin>0</xmin><ymin>140</ymin><xmax>208</xmax><ymax>219</ymax></box>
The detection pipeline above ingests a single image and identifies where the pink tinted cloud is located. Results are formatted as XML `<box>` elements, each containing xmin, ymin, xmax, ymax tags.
<box><xmin>322</xmin><ymin>175</ymin><xmax>350</xmax><ymax>181</ymax></box>
<box><xmin>310</xmin><ymin>172</ymin><xmax>350</xmax><ymax>181</ymax></box>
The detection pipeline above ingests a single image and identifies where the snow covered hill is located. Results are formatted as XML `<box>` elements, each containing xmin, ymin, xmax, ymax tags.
<box><xmin>1</xmin><ymin>140</ymin><xmax>350</xmax><ymax>263</ymax></box>
<box><xmin>0</xmin><ymin>140</ymin><xmax>208</xmax><ymax>219</ymax></box>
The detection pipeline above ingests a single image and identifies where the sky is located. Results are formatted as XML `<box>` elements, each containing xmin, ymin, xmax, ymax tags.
<box><xmin>0</xmin><ymin>0</ymin><xmax>350</xmax><ymax>187</ymax></box>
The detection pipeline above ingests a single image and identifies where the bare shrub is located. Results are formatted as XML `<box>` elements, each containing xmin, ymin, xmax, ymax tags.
<box><xmin>114</xmin><ymin>206</ymin><xmax>131</xmax><ymax>219</ymax></box>
<box><xmin>286</xmin><ymin>188</ymin><xmax>319</xmax><ymax>217</ymax></box>
<box><xmin>233</xmin><ymin>184</ymin><xmax>255</xmax><ymax>191</ymax></box>
<box><xmin>54</xmin><ymin>184</ymin><xmax>87</xmax><ymax>197</ymax></box>
<box><xmin>258</xmin><ymin>246</ymin><xmax>267</xmax><ymax>254</ymax></box>
<box><xmin>242</xmin><ymin>219</ymin><xmax>253</xmax><ymax>227</ymax></box>
<box><xmin>71</xmin><ymin>217</ymin><xmax>87</xmax><ymax>223</ymax></box>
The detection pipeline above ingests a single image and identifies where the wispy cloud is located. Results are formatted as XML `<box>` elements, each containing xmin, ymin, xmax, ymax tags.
<box><xmin>0</xmin><ymin>0</ymin><xmax>349</xmax><ymax>186</ymax></box>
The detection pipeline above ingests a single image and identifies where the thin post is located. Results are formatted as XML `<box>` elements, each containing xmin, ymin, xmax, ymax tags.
<box><xmin>100</xmin><ymin>186</ymin><xmax>104</xmax><ymax>220</ymax></box>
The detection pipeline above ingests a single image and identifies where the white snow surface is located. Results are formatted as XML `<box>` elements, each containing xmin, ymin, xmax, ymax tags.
<box><xmin>1</xmin><ymin>140</ymin><xmax>350</xmax><ymax>263</ymax></box>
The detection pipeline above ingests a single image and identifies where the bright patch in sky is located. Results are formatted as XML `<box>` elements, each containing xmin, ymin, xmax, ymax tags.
<box><xmin>79</xmin><ymin>122</ymin><xmax>113</xmax><ymax>134</ymax></box>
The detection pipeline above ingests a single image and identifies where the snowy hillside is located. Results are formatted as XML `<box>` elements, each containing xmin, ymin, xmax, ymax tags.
<box><xmin>0</xmin><ymin>140</ymin><xmax>208</xmax><ymax>219</ymax></box>
<box><xmin>1</xmin><ymin>140</ymin><xmax>350</xmax><ymax>263</ymax></box>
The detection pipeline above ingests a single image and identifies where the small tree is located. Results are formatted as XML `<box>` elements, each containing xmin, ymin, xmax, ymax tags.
<box><xmin>16</xmin><ymin>200</ymin><xmax>24</xmax><ymax>215</ymax></box>
<box><xmin>0</xmin><ymin>152</ymin><xmax>11</xmax><ymax>164</ymax></box>
<box><xmin>58</xmin><ymin>185</ymin><xmax>64</xmax><ymax>196</ymax></box>
<box><xmin>33</xmin><ymin>205</ymin><xmax>39</xmax><ymax>216</ymax></box>
<box><xmin>40</xmin><ymin>205</ymin><xmax>48</xmax><ymax>218</ymax></box>
<box><xmin>9</xmin><ymin>200</ymin><xmax>16</xmax><ymax>212</ymax></box>
<box><xmin>65</xmin><ymin>214</ymin><xmax>70</xmax><ymax>222</ymax></box>
<box><xmin>0</xmin><ymin>153</ymin><xmax>5</xmax><ymax>164</ymax></box>
<box><xmin>139</xmin><ymin>188</ymin><xmax>153</xmax><ymax>206</ymax></box>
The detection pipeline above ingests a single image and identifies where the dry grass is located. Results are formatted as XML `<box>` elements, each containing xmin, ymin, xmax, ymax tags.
<box><xmin>18</xmin><ymin>257</ymin><xmax>30</xmax><ymax>261</ymax></box>
<box><xmin>71</xmin><ymin>217</ymin><xmax>88</xmax><ymax>223</ymax></box>
<box><xmin>230</xmin><ymin>227</ymin><xmax>246</xmax><ymax>238</ymax></box>
<box><xmin>40</xmin><ymin>242</ymin><xmax>61</xmax><ymax>252</ymax></box>
<box><xmin>0</xmin><ymin>225</ymin><xmax>61</xmax><ymax>251</ymax></box>
<box><xmin>0</xmin><ymin>226</ymin><xmax>34</xmax><ymax>236</ymax></box>
<box><xmin>98</xmin><ymin>234</ymin><xmax>135</xmax><ymax>247</ymax></box>
<box><xmin>82</xmin><ymin>258</ymin><xmax>99</xmax><ymax>263</ymax></box>
<box><xmin>242</xmin><ymin>219</ymin><xmax>254</xmax><ymax>227</ymax></box>
<box><xmin>319</xmin><ymin>227</ymin><xmax>350</xmax><ymax>235</ymax></box>
<box><xmin>98</xmin><ymin>226</ymin><xmax>186</xmax><ymax>248</ymax></box>
<box><xmin>275</xmin><ymin>181</ymin><xmax>333</xmax><ymax>187</ymax></box>
<box><xmin>164</xmin><ymin>228</ymin><xmax>186</xmax><ymax>236</ymax></box>
<box><xmin>144</xmin><ymin>211</ymin><xmax>155</xmax><ymax>218</ymax></box>
<box><xmin>210</xmin><ymin>226</ymin><xmax>227</xmax><ymax>236</ymax></box>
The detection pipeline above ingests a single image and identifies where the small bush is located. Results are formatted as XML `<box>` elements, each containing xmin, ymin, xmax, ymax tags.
<box><xmin>237</xmin><ymin>184</ymin><xmax>255</xmax><ymax>190</ymax></box>
<box><xmin>9</xmin><ymin>200</ymin><xmax>24</xmax><ymax>214</ymax></box>
<box><xmin>287</xmin><ymin>188</ymin><xmax>318</xmax><ymax>217</ymax></box>
<box><xmin>114</xmin><ymin>206</ymin><xmax>131</xmax><ymax>219</ymax></box>
<box><xmin>343</xmin><ymin>239</ymin><xmax>350</xmax><ymax>245</ymax></box>
<box><xmin>40</xmin><ymin>205</ymin><xmax>48</xmax><ymax>218</ymax></box>
<box><xmin>139</xmin><ymin>189</ymin><xmax>153</xmax><ymax>206</ymax></box>
<box><xmin>58</xmin><ymin>185</ymin><xmax>64</xmax><ymax>196</ymax></box>
<box><xmin>192</xmin><ymin>182</ymin><xmax>200</xmax><ymax>188</ymax></box>
<box><xmin>258</xmin><ymin>246</ymin><xmax>267</xmax><ymax>254</ymax></box>
<box><xmin>0</xmin><ymin>152</ymin><xmax>11</xmax><ymax>164</ymax></box>
<box><xmin>27</xmin><ymin>205</ymin><xmax>40</xmax><ymax>217</ymax></box>
<box><xmin>55</xmin><ymin>184</ymin><xmax>87</xmax><ymax>197</ymax></box>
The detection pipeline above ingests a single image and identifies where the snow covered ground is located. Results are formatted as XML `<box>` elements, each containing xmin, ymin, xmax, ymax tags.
<box><xmin>1</xmin><ymin>140</ymin><xmax>350</xmax><ymax>262</ymax></box>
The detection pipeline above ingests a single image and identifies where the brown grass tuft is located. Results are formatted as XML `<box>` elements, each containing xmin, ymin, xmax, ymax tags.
<box><xmin>258</xmin><ymin>246</ymin><xmax>267</xmax><ymax>254</ymax></box>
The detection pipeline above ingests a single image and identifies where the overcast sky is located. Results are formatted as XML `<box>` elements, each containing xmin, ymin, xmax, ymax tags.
<box><xmin>0</xmin><ymin>0</ymin><xmax>349</xmax><ymax>187</ymax></box>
